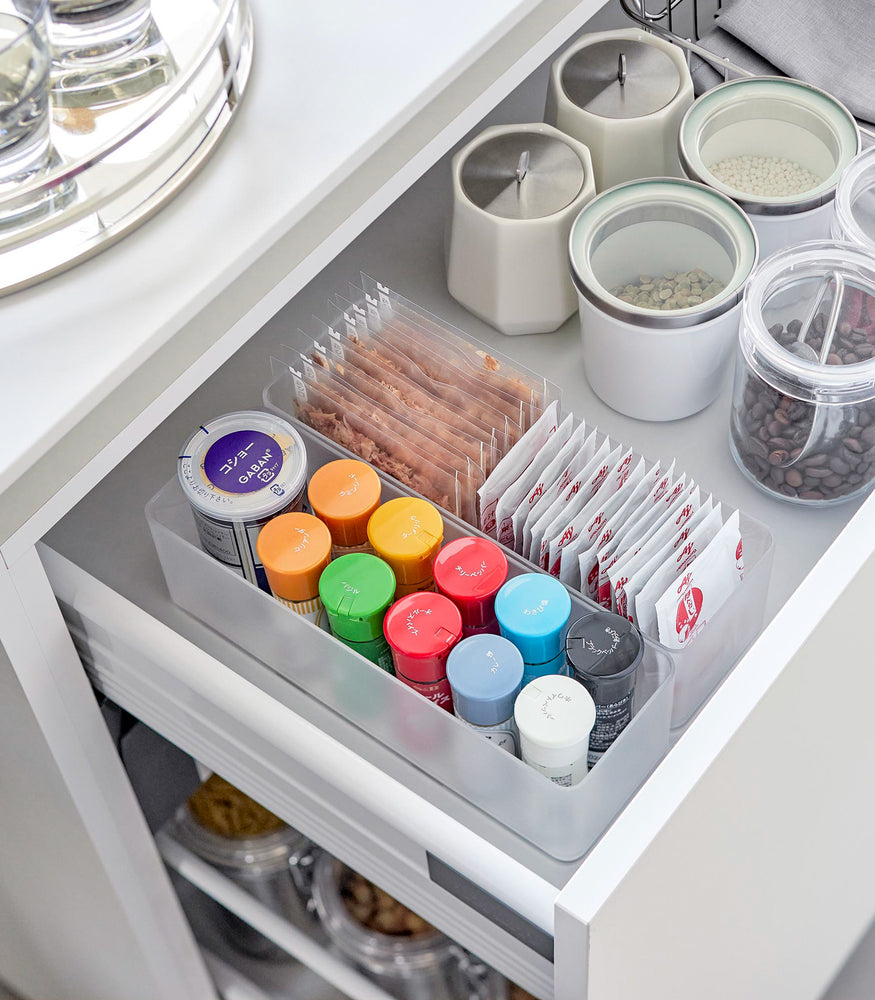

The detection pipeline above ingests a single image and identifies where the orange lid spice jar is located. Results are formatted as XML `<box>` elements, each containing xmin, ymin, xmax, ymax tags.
<box><xmin>256</xmin><ymin>513</ymin><xmax>332</xmax><ymax>629</ymax></box>
<box><xmin>307</xmin><ymin>460</ymin><xmax>381</xmax><ymax>557</ymax></box>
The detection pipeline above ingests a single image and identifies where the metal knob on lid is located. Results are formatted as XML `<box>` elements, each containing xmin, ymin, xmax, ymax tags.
<box><xmin>460</xmin><ymin>131</ymin><xmax>585</xmax><ymax>220</ymax></box>
<box><xmin>560</xmin><ymin>38</ymin><xmax>680</xmax><ymax>120</ymax></box>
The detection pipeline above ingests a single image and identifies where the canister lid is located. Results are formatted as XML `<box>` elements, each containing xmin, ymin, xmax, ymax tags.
<box><xmin>565</xmin><ymin>612</ymin><xmax>643</xmax><ymax>679</ymax></box>
<box><xmin>178</xmin><ymin>410</ymin><xmax>308</xmax><ymax>521</ymax></box>
<box><xmin>494</xmin><ymin>573</ymin><xmax>571</xmax><ymax>665</ymax></box>
<box><xmin>460</xmin><ymin>129</ymin><xmax>585</xmax><ymax>220</ymax></box>
<box><xmin>514</xmin><ymin>674</ymin><xmax>596</xmax><ymax>751</ymax></box>
<box><xmin>446</xmin><ymin>634</ymin><xmax>524</xmax><ymax>726</ymax></box>
<box><xmin>256</xmin><ymin>513</ymin><xmax>332</xmax><ymax>602</ymax></box>
<box><xmin>835</xmin><ymin>147</ymin><xmax>875</xmax><ymax>253</ymax></box>
<box><xmin>318</xmin><ymin>553</ymin><xmax>396</xmax><ymax>642</ymax></box>
<box><xmin>561</xmin><ymin>38</ymin><xmax>680</xmax><ymax>119</ymax></box>
<box><xmin>383</xmin><ymin>592</ymin><xmax>463</xmax><ymax>662</ymax></box>
<box><xmin>307</xmin><ymin>460</ymin><xmax>382</xmax><ymax>547</ymax></box>
<box><xmin>367</xmin><ymin>498</ymin><xmax>444</xmax><ymax>585</ymax></box>
<box><xmin>433</xmin><ymin>536</ymin><xmax>508</xmax><ymax>605</ymax></box>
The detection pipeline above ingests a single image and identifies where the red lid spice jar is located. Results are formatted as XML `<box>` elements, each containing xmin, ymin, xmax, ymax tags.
<box><xmin>383</xmin><ymin>593</ymin><xmax>463</xmax><ymax>712</ymax></box>
<box><xmin>432</xmin><ymin>536</ymin><xmax>508</xmax><ymax>637</ymax></box>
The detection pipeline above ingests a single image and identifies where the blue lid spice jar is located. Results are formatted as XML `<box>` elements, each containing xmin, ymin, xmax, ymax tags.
<box><xmin>494</xmin><ymin>573</ymin><xmax>572</xmax><ymax>686</ymax></box>
<box><xmin>446</xmin><ymin>635</ymin><xmax>525</xmax><ymax>756</ymax></box>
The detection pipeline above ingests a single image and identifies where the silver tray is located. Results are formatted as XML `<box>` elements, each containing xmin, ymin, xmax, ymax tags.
<box><xmin>0</xmin><ymin>0</ymin><xmax>253</xmax><ymax>295</ymax></box>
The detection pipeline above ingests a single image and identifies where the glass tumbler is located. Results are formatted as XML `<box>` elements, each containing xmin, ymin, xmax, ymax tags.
<box><xmin>729</xmin><ymin>241</ymin><xmax>875</xmax><ymax>506</ymax></box>
<box><xmin>0</xmin><ymin>0</ymin><xmax>51</xmax><ymax>187</ymax></box>
<box><xmin>48</xmin><ymin>0</ymin><xmax>152</xmax><ymax>63</ymax></box>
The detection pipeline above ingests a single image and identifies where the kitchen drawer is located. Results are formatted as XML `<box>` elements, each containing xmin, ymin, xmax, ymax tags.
<box><xmin>39</xmin><ymin>14</ymin><xmax>875</xmax><ymax>1000</ymax></box>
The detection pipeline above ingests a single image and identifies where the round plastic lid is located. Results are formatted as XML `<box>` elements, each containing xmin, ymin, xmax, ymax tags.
<box><xmin>367</xmin><ymin>498</ymin><xmax>444</xmax><ymax>585</ymax></box>
<box><xmin>565</xmin><ymin>611</ymin><xmax>643</xmax><ymax>679</ymax></box>
<box><xmin>834</xmin><ymin>146</ymin><xmax>875</xmax><ymax>253</ymax></box>
<box><xmin>433</xmin><ymin>536</ymin><xmax>508</xmax><ymax>606</ymax></box>
<box><xmin>318</xmin><ymin>553</ymin><xmax>396</xmax><ymax>642</ymax></box>
<box><xmin>740</xmin><ymin>240</ymin><xmax>875</xmax><ymax>404</ymax></box>
<box><xmin>514</xmin><ymin>674</ymin><xmax>596</xmax><ymax>750</ymax></box>
<box><xmin>446</xmin><ymin>635</ymin><xmax>524</xmax><ymax>726</ymax></box>
<box><xmin>494</xmin><ymin>573</ymin><xmax>571</xmax><ymax>665</ymax></box>
<box><xmin>383</xmin><ymin>592</ymin><xmax>463</xmax><ymax>660</ymax></box>
<box><xmin>307</xmin><ymin>460</ymin><xmax>381</xmax><ymax>547</ymax></box>
<box><xmin>256</xmin><ymin>513</ymin><xmax>332</xmax><ymax>602</ymax></box>
<box><xmin>178</xmin><ymin>411</ymin><xmax>307</xmax><ymax>521</ymax></box>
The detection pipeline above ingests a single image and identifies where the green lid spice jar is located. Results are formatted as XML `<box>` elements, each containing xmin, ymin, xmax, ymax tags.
<box><xmin>318</xmin><ymin>554</ymin><xmax>396</xmax><ymax>672</ymax></box>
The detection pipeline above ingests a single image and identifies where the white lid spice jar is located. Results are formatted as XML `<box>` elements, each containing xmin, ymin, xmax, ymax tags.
<box><xmin>545</xmin><ymin>28</ymin><xmax>694</xmax><ymax>192</ymax></box>
<box><xmin>568</xmin><ymin>177</ymin><xmax>758</xmax><ymax>421</ymax></box>
<box><xmin>514</xmin><ymin>674</ymin><xmax>596</xmax><ymax>787</ymax></box>
<box><xmin>447</xmin><ymin>122</ymin><xmax>596</xmax><ymax>335</ymax></box>
<box><xmin>680</xmin><ymin>78</ymin><xmax>860</xmax><ymax>259</ymax></box>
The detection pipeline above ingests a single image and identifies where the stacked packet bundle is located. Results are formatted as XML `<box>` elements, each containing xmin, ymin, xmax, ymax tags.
<box><xmin>271</xmin><ymin>275</ymin><xmax>560</xmax><ymax>526</ymax></box>
<box><xmin>478</xmin><ymin>410</ymin><xmax>746</xmax><ymax>651</ymax></box>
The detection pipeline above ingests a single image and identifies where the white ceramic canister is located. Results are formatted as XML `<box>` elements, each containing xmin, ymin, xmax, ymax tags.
<box><xmin>178</xmin><ymin>410</ymin><xmax>308</xmax><ymax>591</ymax></box>
<box><xmin>568</xmin><ymin>177</ymin><xmax>759</xmax><ymax>421</ymax></box>
<box><xmin>831</xmin><ymin>147</ymin><xmax>875</xmax><ymax>253</ymax></box>
<box><xmin>679</xmin><ymin>78</ymin><xmax>860</xmax><ymax>260</ymax></box>
<box><xmin>545</xmin><ymin>28</ymin><xmax>694</xmax><ymax>193</ymax></box>
<box><xmin>447</xmin><ymin>122</ymin><xmax>596</xmax><ymax>335</ymax></box>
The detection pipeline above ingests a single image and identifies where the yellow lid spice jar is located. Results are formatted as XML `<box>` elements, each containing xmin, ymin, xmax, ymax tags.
<box><xmin>367</xmin><ymin>497</ymin><xmax>444</xmax><ymax>599</ymax></box>
<box><xmin>256</xmin><ymin>512</ymin><xmax>332</xmax><ymax>629</ymax></box>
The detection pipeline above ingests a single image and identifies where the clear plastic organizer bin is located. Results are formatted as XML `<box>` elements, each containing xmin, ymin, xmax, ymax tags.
<box><xmin>146</xmin><ymin>423</ymin><xmax>675</xmax><ymax>862</ymax></box>
<box><xmin>264</xmin><ymin>369</ymin><xmax>775</xmax><ymax>734</ymax></box>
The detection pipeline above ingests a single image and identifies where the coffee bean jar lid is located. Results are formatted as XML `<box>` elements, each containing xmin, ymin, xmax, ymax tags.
<box><xmin>560</xmin><ymin>37</ymin><xmax>681</xmax><ymax>120</ymax></box>
<box><xmin>460</xmin><ymin>125</ymin><xmax>586</xmax><ymax>220</ymax></box>
<box><xmin>739</xmin><ymin>241</ymin><xmax>875</xmax><ymax>405</ymax></box>
<box><xmin>680</xmin><ymin>78</ymin><xmax>860</xmax><ymax>216</ymax></box>
<box><xmin>568</xmin><ymin>178</ymin><xmax>758</xmax><ymax>330</ymax></box>
<box><xmin>834</xmin><ymin>147</ymin><xmax>875</xmax><ymax>254</ymax></box>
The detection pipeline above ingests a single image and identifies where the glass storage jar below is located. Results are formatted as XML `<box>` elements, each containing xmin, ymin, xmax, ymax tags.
<box><xmin>729</xmin><ymin>241</ymin><xmax>875</xmax><ymax>506</ymax></box>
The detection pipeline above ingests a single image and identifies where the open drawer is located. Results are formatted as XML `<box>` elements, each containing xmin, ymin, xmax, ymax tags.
<box><xmin>37</xmin><ymin>14</ymin><xmax>875</xmax><ymax>1000</ymax></box>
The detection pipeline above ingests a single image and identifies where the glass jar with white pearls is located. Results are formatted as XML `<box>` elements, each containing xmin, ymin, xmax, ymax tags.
<box><xmin>679</xmin><ymin>78</ymin><xmax>860</xmax><ymax>260</ymax></box>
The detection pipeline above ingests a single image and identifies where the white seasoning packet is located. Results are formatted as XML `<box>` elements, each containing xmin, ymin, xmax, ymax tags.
<box><xmin>559</xmin><ymin>457</ymin><xmax>647</xmax><ymax>591</ymax></box>
<box><xmin>654</xmin><ymin>510</ymin><xmax>745</xmax><ymax>649</ymax></box>
<box><xmin>539</xmin><ymin>443</ymin><xmax>621</xmax><ymax>571</ymax></box>
<box><xmin>497</xmin><ymin>414</ymin><xmax>575</xmax><ymax>551</ymax></box>
<box><xmin>631</xmin><ymin>501</ymin><xmax>723</xmax><ymax>637</ymax></box>
<box><xmin>478</xmin><ymin>400</ymin><xmax>559</xmax><ymax>537</ymax></box>
<box><xmin>532</xmin><ymin>438</ymin><xmax>615</xmax><ymax>569</ymax></box>
<box><xmin>610</xmin><ymin>481</ymin><xmax>698</xmax><ymax>617</ymax></box>
<box><xmin>521</xmin><ymin>425</ymin><xmax>597</xmax><ymax>560</ymax></box>
<box><xmin>596</xmin><ymin>462</ymin><xmax>677</xmax><ymax>607</ymax></box>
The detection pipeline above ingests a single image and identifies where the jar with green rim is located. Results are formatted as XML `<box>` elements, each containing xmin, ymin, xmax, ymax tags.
<box><xmin>318</xmin><ymin>553</ymin><xmax>396</xmax><ymax>672</ymax></box>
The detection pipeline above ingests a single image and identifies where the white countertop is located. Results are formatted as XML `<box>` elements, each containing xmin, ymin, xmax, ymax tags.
<box><xmin>0</xmin><ymin>0</ymin><xmax>594</xmax><ymax>548</ymax></box>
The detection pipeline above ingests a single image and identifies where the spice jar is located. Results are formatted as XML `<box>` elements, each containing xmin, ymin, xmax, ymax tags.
<box><xmin>433</xmin><ymin>536</ymin><xmax>507</xmax><ymax>637</ymax></box>
<box><xmin>367</xmin><ymin>497</ymin><xmax>444</xmax><ymax>599</ymax></box>
<box><xmin>679</xmin><ymin>77</ymin><xmax>860</xmax><ymax>259</ymax></box>
<box><xmin>729</xmin><ymin>241</ymin><xmax>875</xmax><ymax>506</ymax></box>
<box><xmin>568</xmin><ymin>177</ymin><xmax>758</xmax><ymax>420</ymax></box>
<box><xmin>178</xmin><ymin>411</ymin><xmax>308</xmax><ymax>591</ymax></box>
<box><xmin>494</xmin><ymin>573</ymin><xmax>571</xmax><ymax>686</ymax></box>
<box><xmin>832</xmin><ymin>147</ymin><xmax>875</xmax><ymax>254</ymax></box>
<box><xmin>256</xmin><ymin>512</ymin><xmax>331</xmax><ymax>629</ymax></box>
<box><xmin>307</xmin><ymin>459</ymin><xmax>381</xmax><ymax>557</ymax></box>
<box><xmin>446</xmin><ymin>634</ymin><xmax>524</xmax><ymax>755</ymax></box>
<box><xmin>383</xmin><ymin>592</ymin><xmax>463</xmax><ymax>712</ymax></box>
<box><xmin>564</xmin><ymin>612</ymin><xmax>644</xmax><ymax>768</ymax></box>
<box><xmin>545</xmin><ymin>28</ymin><xmax>694</xmax><ymax>191</ymax></box>
<box><xmin>514</xmin><ymin>674</ymin><xmax>596</xmax><ymax>787</ymax></box>
<box><xmin>447</xmin><ymin>122</ymin><xmax>596</xmax><ymax>335</ymax></box>
<box><xmin>319</xmin><ymin>553</ymin><xmax>396</xmax><ymax>671</ymax></box>
<box><xmin>173</xmin><ymin>776</ymin><xmax>316</xmax><ymax>960</ymax></box>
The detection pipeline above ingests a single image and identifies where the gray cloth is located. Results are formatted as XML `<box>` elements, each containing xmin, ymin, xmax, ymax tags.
<box><xmin>690</xmin><ymin>0</ymin><xmax>875</xmax><ymax>137</ymax></box>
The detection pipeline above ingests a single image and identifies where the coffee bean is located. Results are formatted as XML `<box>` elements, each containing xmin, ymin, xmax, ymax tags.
<box><xmin>758</xmin><ymin>426</ymin><xmax>771</xmax><ymax>442</ymax></box>
<box><xmin>787</xmin><ymin>319</ymin><xmax>802</xmax><ymax>335</ymax></box>
<box><xmin>769</xmin><ymin>437</ymin><xmax>794</xmax><ymax>450</ymax></box>
<box><xmin>845</xmin><ymin>353</ymin><xmax>859</xmax><ymax>364</ymax></box>
<box><xmin>844</xmin><ymin>437</ymin><xmax>864</xmax><ymax>453</ymax></box>
<box><xmin>747</xmin><ymin>438</ymin><xmax>769</xmax><ymax>460</ymax></box>
<box><xmin>769</xmin><ymin>467</ymin><xmax>785</xmax><ymax>486</ymax></box>
<box><xmin>827</xmin><ymin>353</ymin><xmax>842</xmax><ymax>365</ymax></box>
<box><xmin>785</xmin><ymin>469</ymin><xmax>804</xmax><ymax>487</ymax></box>
<box><xmin>805</xmin><ymin>467</ymin><xmax>833</xmax><ymax>479</ymax></box>
<box><xmin>800</xmin><ymin>453</ymin><xmax>828</xmax><ymax>467</ymax></box>
<box><xmin>779</xmin><ymin>483</ymin><xmax>797</xmax><ymax>497</ymax></box>
<box><xmin>824</xmin><ymin>474</ymin><xmax>843</xmax><ymax>488</ymax></box>
<box><xmin>768</xmin><ymin>450</ymin><xmax>788</xmax><ymax>465</ymax></box>
<box><xmin>800</xmin><ymin>490</ymin><xmax>825</xmax><ymax>500</ymax></box>
<box><xmin>862</xmin><ymin>425</ymin><xmax>875</xmax><ymax>447</ymax></box>
<box><xmin>829</xmin><ymin>456</ymin><xmax>851</xmax><ymax>475</ymax></box>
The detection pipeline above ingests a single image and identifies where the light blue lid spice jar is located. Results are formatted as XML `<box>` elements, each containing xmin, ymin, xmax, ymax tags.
<box><xmin>446</xmin><ymin>635</ymin><xmax>525</xmax><ymax>756</ymax></box>
<box><xmin>494</xmin><ymin>573</ymin><xmax>572</xmax><ymax>686</ymax></box>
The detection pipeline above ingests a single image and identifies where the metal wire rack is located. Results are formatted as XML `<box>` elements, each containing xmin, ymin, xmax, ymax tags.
<box><xmin>620</xmin><ymin>0</ymin><xmax>875</xmax><ymax>141</ymax></box>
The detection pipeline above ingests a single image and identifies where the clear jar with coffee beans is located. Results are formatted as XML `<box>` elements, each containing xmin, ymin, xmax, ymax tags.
<box><xmin>730</xmin><ymin>241</ymin><xmax>875</xmax><ymax>506</ymax></box>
